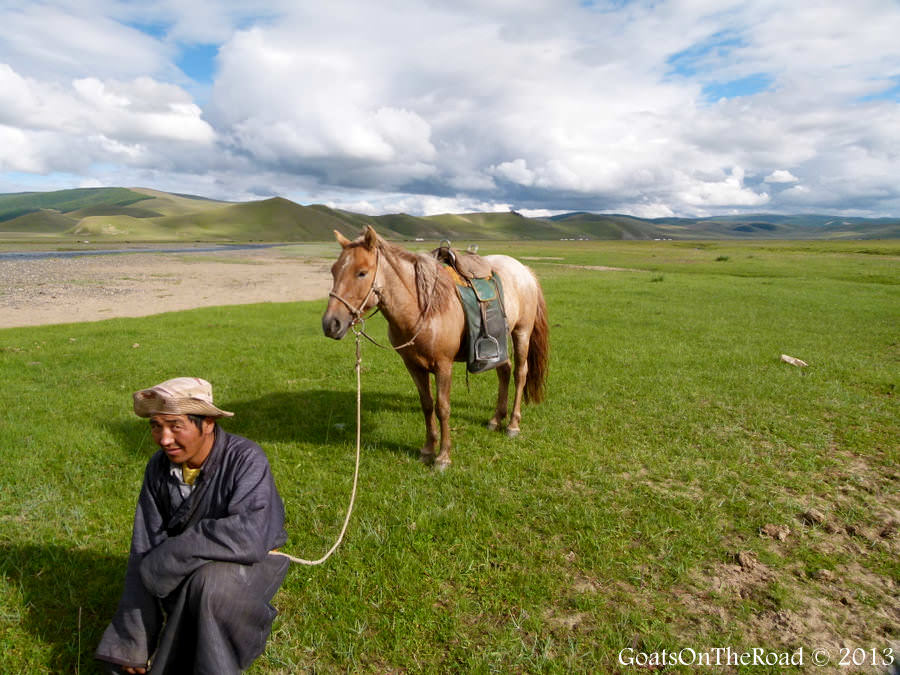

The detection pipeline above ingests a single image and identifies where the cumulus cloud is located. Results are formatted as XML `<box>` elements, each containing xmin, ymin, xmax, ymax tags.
<box><xmin>492</xmin><ymin>159</ymin><xmax>535</xmax><ymax>186</ymax></box>
<box><xmin>765</xmin><ymin>170</ymin><xmax>800</xmax><ymax>184</ymax></box>
<box><xmin>0</xmin><ymin>4</ymin><xmax>170</xmax><ymax>81</ymax></box>
<box><xmin>0</xmin><ymin>61</ymin><xmax>215</xmax><ymax>178</ymax></box>
<box><xmin>2</xmin><ymin>0</ymin><xmax>900</xmax><ymax>216</ymax></box>
<box><xmin>678</xmin><ymin>167</ymin><xmax>770</xmax><ymax>208</ymax></box>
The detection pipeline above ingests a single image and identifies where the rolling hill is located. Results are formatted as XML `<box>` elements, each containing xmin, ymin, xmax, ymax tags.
<box><xmin>0</xmin><ymin>187</ymin><xmax>898</xmax><ymax>242</ymax></box>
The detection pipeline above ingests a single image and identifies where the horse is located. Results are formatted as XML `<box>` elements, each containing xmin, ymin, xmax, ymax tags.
<box><xmin>321</xmin><ymin>225</ymin><xmax>549</xmax><ymax>469</ymax></box>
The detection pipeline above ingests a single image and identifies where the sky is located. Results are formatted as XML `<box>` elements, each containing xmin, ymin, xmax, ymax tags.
<box><xmin>1</xmin><ymin>0</ymin><xmax>899</xmax><ymax>218</ymax></box>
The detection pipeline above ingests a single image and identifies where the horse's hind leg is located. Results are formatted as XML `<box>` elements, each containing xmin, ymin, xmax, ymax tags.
<box><xmin>487</xmin><ymin>360</ymin><xmax>511</xmax><ymax>431</ymax></box>
<box><xmin>506</xmin><ymin>330</ymin><xmax>530</xmax><ymax>438</ymax></box>
<box><xmin>406</xmin><ymin>363</ymin><xmax>438</xmax><ymax>464</ymax></box>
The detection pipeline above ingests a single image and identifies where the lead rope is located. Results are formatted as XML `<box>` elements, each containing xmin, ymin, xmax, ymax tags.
<box><xmin>270</xmin><ymin>328</ymin><xmax>363</xmax><ymax>565</ymax></box>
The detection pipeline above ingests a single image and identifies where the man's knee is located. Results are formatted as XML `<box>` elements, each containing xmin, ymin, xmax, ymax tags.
<box><xmin>185</xmin><ymin>562</ymin><xmax>245</xmax><ymax>614</ymax></box>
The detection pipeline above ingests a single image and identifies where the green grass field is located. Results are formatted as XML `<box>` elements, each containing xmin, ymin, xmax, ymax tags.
<box><xmin>0</xmin><ymin>240</ymin><xmax>897</xmax><ymax>673</ymax></box>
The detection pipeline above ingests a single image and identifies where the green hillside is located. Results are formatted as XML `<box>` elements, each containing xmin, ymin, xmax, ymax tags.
<box><xmin>0</xmin><ymin>188</ymin><xmax>151</xmax><ymax>223</ymax></box>
<box><xmin>0</xmin><ymin>186</ymin><xmax>897</xmax><ymax>242</ymax></box>
<box><xmin>423</xmin><ymin>211</ymin><xmax>561</xmax><ymax>240</ymax></box>
<box><xmin>127</xmin><ymin>188</ymin><xmax>229</xmax><ymax>217</ymax></box>
<box><xmin>550</xmin><ymin>212</ymin><xmax>662</xmax><ymax>239</ymax></box>
<box><xmin>0</xmin><ymin>210</ymin><xmax>80</xmax><ymax>233</ymax></box>
<box><xmin>150</xmin><ymin>197</ymin><xmax>370</xmax><ymax>240</ymax></box>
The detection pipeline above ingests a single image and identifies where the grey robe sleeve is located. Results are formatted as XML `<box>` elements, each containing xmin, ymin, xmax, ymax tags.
<box><xmin>95</xmin><ymin>467</ymin><xmax>168</xmax><ymax>668</ymax></box>
<box><xmin>139</xmin><ymin>447</ymin><xmax>281</xmax><ymax>598</ymax></box>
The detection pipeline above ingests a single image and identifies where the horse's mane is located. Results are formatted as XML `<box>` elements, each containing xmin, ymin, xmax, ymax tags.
<box><xmin>377</xmin><ymin>239</ymin><xmax>457</xmax><ymax>316</ymax></box>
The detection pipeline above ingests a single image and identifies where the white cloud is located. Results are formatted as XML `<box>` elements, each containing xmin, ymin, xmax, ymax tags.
<box><xmin>2</xmin><ymin>0</ymin><xmax>900</xmax><ymax>216</ymax></box>
<box><xmin>678</xmin><ymin>167</ymin><xmax>770</xmax><ymax>208</ymax></box>
<box><xmin>0</xmin><ymin>61</ymin><xmax>215</xmax><ymax>181</ymax></box>
<box><xmin>765</xmin><ymin>170</ymin><xmax>800</xmax><ymax>184</ymax></box>
<box><xmin>0</xmin><ymin>125</ymin><xmax>44</xmax><ymax>172</ymax></box>
<box><xmin>516</xmin><ymin>208</ymin><xmax>564</xmax><ymax>218</ymax></box>
<box><xmin>0</xmin><ymin>4</ymin><xmax>171</xmax><ymax>81</ymax></box>
<box><xmin>492</xmin><ymin>159</ymin><xmax>534</xmax><ymax>186</ymax></box>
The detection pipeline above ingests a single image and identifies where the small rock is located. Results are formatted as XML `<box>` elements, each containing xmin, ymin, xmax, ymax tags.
<box><xmin>815</xmin><ymin>569</ymin><xmax>835</xmax><ymax>582</ymax></box>
<box><xmin>800</xmin><ymin>509</ymin><xmax>826</xmax><ymax>526</ymax></box>
<box><xmin>879</xmin><ymin>520</ymin><xmax>897</xmax><ymax>539</ymax></box>
<box><xmin>737</xmin><ymin>550</ymin><xmax>758</xmax><ymax>570</ymax></box>
<box><xmin>760</xmin><ymin>524</ymin><xmax>790</xmax><ymax>541</ymax></box>
<box><xmin>132</xmin><ymin>343</ymin><xmax>141</xmax><ymax>348</ymax></box>
<box><xmin>845</xmin><ymin>525</ymin><xmax>878</xmax><ymax>544</ymax></box>
<box><xmin>781</xmin><ymin>354</ymin><xmax>809</xmax><ymax>367</ymax></box>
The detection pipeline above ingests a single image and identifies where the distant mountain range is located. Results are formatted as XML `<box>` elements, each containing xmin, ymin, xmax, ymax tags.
<box><xmin>1</xmin><ymin>187</ymin><xmax>898</xmax><ymax>241</ymax></box>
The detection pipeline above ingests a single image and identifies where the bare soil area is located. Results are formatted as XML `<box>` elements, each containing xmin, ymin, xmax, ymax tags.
<box><xmin>0</xmin><ymin>247</ymin><xmax>334</xmax><ymax>329</ymax></box>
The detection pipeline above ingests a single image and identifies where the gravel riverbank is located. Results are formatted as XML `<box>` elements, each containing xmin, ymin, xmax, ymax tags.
<box><xmin>0</xmin><ymin>247</ymin><xmax>333</xmax><ymax>329</ymax></box>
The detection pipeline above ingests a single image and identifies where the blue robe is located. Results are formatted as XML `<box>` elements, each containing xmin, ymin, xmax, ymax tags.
<box><xmin>96</xmin><ymin>427</ymin><xmax>289</xmax><ymax>673</ymax></box>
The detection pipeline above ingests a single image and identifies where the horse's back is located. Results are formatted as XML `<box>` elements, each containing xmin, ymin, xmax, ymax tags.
<box><xmin>484</xmin><ymin>254</ymin><xmax>541</xmax><ymax>330</ymax></box>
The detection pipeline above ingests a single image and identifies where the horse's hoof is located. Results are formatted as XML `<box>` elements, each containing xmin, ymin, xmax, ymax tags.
<box><xmin>419</xmin><ymin>452</ymin><xmax>435</xmax><ymax>465</ymax></box>
<box><xmin>506</xmin><ymin>427</ymin><xmax>520</xmax><ymax>439</ymax></box>
<box><xmin>486</xmin><ymin>420</ymin><xmax>499</xmax><ymax>431</ymax></box>
<box><xmin>434</xmin><ymin>459</ymin><xmax>451</xmax><ymax>472</ymax></box>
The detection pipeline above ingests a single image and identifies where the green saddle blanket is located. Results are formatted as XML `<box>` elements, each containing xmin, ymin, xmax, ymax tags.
<box><xmin>450</xmin><ymin>270</ymin><xmax>509</xmax><ymax>373</ymax></box>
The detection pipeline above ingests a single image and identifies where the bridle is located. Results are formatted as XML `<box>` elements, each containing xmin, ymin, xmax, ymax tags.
<box><xmin>327</xmin><ymin>245</ymin><xmax>439</xmax><ymax>351</ymax></box>
<box><xmin>328</xmin><ymin>248</ymin><xmax>382</xmax><ymax>326</ymax></box>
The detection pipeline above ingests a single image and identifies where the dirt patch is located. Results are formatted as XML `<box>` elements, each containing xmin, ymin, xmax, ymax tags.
<box><xmin>670</xmin><ymin>523</ymin><xmax>899</xmax><ymax>666</ymax></box>
<box><xmin>0</xmin><ymin>247</ymin><xmax>333</xmax><ymax>329</ymax></box>
<box><xmin>655</xmin><ymin>450</ymin><xmax>899</xmax><ymax>667</ymax></box>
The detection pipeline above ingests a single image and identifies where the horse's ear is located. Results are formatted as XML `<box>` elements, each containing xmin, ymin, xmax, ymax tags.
<box><xmin>363</xmin><ymin>224</ymin><xmax>378</xmax><ymax>251</ymax></box>
<box><xmin>334</xmin><ymin>230</ymin><xmax>352</xmax><ymax>248</ymax></box>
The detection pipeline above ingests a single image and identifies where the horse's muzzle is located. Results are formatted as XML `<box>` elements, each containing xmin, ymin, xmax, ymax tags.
<box><xmin>322</xmin><ymin>311</ymin><xmax>350</xmax><ymax>340</ymax></box>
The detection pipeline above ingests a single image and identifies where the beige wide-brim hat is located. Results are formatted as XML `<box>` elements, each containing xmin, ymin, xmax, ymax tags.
<box><xmin>133</xmin><ymin>377</ymin><xmax>234</xmax><ymax>418</ymax></box>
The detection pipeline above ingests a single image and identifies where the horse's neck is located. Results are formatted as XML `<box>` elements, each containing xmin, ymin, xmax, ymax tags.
<box><xmin>377</xmin><ymin>246</ymin><xmax>421</xmax><ymax>332</ymax></box>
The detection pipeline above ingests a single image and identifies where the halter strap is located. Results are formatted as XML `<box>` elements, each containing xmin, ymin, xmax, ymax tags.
<box><xmin>328</xmin><ymin>248</ymin><xmax>381</xmax><ymax>324</ymax></box>
<box><xmin>328</xmin><ymin>246</ymin><xmax>442</xmax><ymax>352</ymax></box>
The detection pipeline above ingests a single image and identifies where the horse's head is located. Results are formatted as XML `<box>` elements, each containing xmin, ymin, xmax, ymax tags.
<box><xmin>322</xmin><ymin>225</ymin><xmax>381</xmax><ymax>340</ymax></box>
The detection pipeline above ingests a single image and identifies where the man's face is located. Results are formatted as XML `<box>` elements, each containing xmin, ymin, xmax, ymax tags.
<box><xmin>149</xmin><ymin>414</ymin><xmax>215</xmax><ymax>468</ymax></box>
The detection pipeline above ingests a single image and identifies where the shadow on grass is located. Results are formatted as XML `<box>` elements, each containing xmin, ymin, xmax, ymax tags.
<box><xmin>227</xmin><ymin>388</ymin><xmax>499</xmax><ymax>450</ymax></box>
<box><xmin>104</xmin><ymin>387</ymin><xmax>499</xmax><ymax>463</ymax></box>
<box><xmin>0</xmin><ymin>543</ymin><xmax>126</xmax><ymax>673</ymax></box>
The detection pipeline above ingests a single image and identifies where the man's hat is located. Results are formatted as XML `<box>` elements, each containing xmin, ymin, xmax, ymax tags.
<box><xmin>133</xmin><ymin>377</ymin><xmax>234</xmax><ymax>418</ymax></box>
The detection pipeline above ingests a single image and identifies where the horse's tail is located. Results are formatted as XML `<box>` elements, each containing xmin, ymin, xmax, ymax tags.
<box><xmin>525</xmin><ymin>282</ymin><xmax>549</xmax><ymax>404</ymax></box>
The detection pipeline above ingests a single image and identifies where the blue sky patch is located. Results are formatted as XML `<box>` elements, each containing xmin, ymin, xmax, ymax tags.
<box><xmin>857</xmin><ymin>77</ymin><xmax>900</xmax><ymax>103</ymax></box>
<box><xmin>126</xmin><ymin>20</ymin><xmax>168</xmax><ymax>40</ymax></box>
<box><xmin>177</xmin><ymin>44</ymin><xmax>219</xmax><ymax>84</ymax></box>
<box><xmin>125</xmin><ymin>20</ymin><xmax>219</xmax><ymax>85</ymax></box>
<box><xmin>666</xmin><ymin>30</ymin><xmax>745</xmax><ymax>79</ymax></box>
<box><xmin>703</xmin><ymin>73</ymin><xmax>773</xmax><ymax>101</ymax></box>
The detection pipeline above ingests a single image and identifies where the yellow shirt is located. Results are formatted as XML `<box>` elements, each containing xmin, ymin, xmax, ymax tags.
<box><xmin>181</xmin><ymin>464</ymin><xmax>202</xmax><ymax>486</ymax></box>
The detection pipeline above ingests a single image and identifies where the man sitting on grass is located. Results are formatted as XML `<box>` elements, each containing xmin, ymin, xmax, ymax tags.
<box><xmin>96</xmin><ymin>377</ymin><xmax>290</xmax><ymax>674</ymax></box>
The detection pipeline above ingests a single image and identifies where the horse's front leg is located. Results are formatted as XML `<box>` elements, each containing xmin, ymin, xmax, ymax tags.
<box><xmin>433</xmin><ymin>362</ymin><xmax>453</xmax><ymax>470</ymax></box>
<box><xmin>487</xmin><ymin>360</ymin><xmax>511</xmax><ymax>431</ymax></box>
<box><xmin>405</xmin><ymin>363</ymin><xmax>438</xmax><ymax>464</ymax></box>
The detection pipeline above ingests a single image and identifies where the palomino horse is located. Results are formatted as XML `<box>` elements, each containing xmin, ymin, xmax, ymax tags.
<box><xmin>322</xmin><ymin>225</ymin><xmax>549</xmax><ymax>469</ymax></box>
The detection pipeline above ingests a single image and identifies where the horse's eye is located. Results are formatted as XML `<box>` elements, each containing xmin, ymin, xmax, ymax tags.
<box><xmin>357</xmin><ymin>270</ymin><xmax>368</xmax><ymax>278</ymax></box>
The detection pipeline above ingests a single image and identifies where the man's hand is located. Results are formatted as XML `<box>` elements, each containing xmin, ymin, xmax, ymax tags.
<box><xmin>123</xmin><ymin>667</ymin><xmax>147</xmax><ymax>674</ymax></box>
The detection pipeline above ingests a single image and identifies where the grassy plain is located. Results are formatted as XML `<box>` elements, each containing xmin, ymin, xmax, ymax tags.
<box><xmin>0</xmin><ymin>240</ymin><xmax>897</xmax><ymax>673</ymax></box>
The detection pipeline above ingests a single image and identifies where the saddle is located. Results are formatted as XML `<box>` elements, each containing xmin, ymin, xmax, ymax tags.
<box><xmin>432</xmin><ymin>242</ymin><xmax>509</xmax><ymax>373</ymax></box>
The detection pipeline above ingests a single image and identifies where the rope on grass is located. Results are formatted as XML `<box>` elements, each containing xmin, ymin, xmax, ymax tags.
<box><xmin>270</xmin><ymin>328</ymin><xmax>363</xmax><ymax>566</ymax></box>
